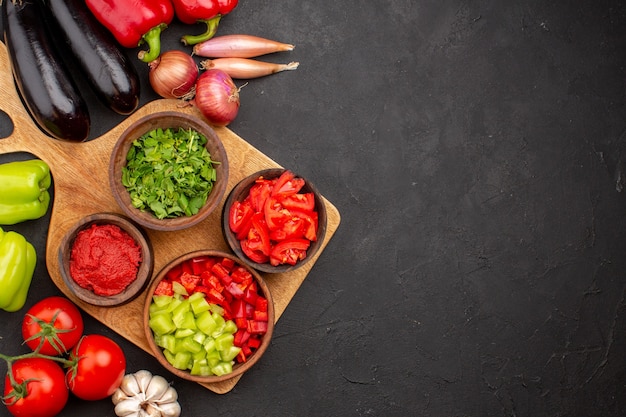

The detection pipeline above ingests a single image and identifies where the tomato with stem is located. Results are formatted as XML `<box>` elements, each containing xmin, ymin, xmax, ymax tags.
<box><xmin>66</xmin><ymin>334</ymin><xmax>126</xmax><ymax>401</ymax></box>
<box><xmin>22</xmin><ymin>296</ymin><xmax>84</xmax><ymax>356</ymax></box>
<box><xmin>3</xmin><ymin>357</ymin><xmax>68</xmax><ymax>417</ymax></box>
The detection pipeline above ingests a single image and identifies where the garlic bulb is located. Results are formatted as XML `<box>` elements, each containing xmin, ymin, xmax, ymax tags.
<box><xmin>112</xmin><ymin>370</ymin><xmax>181</xmax><ymax>417</ymax></box>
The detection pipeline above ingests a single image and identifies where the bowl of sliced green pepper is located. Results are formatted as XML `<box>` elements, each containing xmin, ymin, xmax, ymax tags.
<box><xmin>109</xmin><ymin>111</ymin><xmax>229</xmax><ymax>231</ymax></box>
<box><xmin>143</xmin><ymin>249</ymin><xmax>275</xmax><ymax>383</ymax></box>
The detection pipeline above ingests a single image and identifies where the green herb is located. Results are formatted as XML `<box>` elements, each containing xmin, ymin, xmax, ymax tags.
<box><xmin>121</xmin><ymin>127</ymin><xmax>219</xmax><ymax>219</ymax></box>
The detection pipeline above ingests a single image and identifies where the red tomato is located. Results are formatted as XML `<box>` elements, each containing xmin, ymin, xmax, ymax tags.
<box><xmin>22</xmin><ymin>296</ymin><xmax>84</xmax><ymax>356</ymax></box>
<box><xmin>248</xmin><ymin>179</ymin><xmax>272</xmax><ymax>212</ymax></box>
<box><xmin>279</xmin><ymin>192</ymin><xmax>315</xmax><ymax>211</ymax></box>
<box><xmin>270</xmin><ymin>238</ymin><xmax>310</xmax><ymax>266</ymax></box>
<box><xmin>272</xmin><ymin>171</ymin><xmax>304</xmax><ymax>196</ymax></box>
<box><xmin>66</xmin><ymin>334</ymin><xmax>126</xmax><ymax>401</ymax></box>
<box><xmin>4</xmin><ymin>358</ymin><xmax>69</xmax><ymax>417</ymax></box>
<box><xmin>229</xmin><ymin>199</ymin><xmax>254</xmax><ymax>234</ymax></box>
<box><xmin>241</xmin><ymin>239</ymin><xmax>269</xmax><ymax>264</ymax></box>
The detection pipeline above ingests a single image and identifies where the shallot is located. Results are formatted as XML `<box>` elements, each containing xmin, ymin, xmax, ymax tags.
<box><xmin>201</xmin><ymin>58</ymin><xmax>299</xmax><ymax>79</ymax></box>
<box><xmin>193</xmin><ymin>69</ymin><xmax>241</xmax><ymax>126</ymax></box>
<box><xmin>193</xmin><ymin>34</ymin><xmax>295</xmax><ymax>58</ymax></box>
<box><xmin>148</xmin><ymin>50</ymin><xmax>198</xmax><ymax>99</ymax></box>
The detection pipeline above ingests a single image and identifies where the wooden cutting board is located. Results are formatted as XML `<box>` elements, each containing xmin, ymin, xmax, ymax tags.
<box><xmin>0</xmin><ymin>41</ymin><xmax>340</xmax><ymax>394</ymax></box>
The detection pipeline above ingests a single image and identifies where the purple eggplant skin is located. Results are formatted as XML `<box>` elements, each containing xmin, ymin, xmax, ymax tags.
<box><xmin>42</xmin><ymin>0</ymin><xmax>140</xmax><ymax>115</ymax></box>
<box><xmin>2</xmin><ymin>0</ymin><xmax>90</xmax><ymax>142</ymax></box>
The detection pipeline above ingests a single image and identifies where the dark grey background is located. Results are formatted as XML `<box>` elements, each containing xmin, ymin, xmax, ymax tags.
<box><xmin>1</xmin><ymin>0</ymin><xmax>626</xmax><ymax>416</ymax></box>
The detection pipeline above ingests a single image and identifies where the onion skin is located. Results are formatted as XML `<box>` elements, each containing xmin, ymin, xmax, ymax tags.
<box><xmin>193</xmin><ymin>34</ymin><xmax>295</xmax><ymax>58</ymax></box>
<box><xmin>194</xmin><ymin>69</ymin><xmax>240</xmax><ymax>126</ymax></box>
<box><xmin>148</xmin><ymin>50</ymin><xmax>198</xmax><ymax>99</ymax></box>
<box><xmin>201</xmin><ymin>58</ymin><xmax>299</xmax><ymax>79</ymax></box>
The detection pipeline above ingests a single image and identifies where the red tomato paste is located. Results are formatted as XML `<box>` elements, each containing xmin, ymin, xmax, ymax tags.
<box><xmin>69</xmin><ymin>224</ymin><xmax>142</xmax><ymax>296</ymax></box>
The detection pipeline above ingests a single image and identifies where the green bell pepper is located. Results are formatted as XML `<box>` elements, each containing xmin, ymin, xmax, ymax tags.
<box><xmin>0</xmin><ymin>159</ymin><xmax>51</xmax><ymax>225</ymax></box>
<box><xmin>0</xmin><ymin>227</ymin><xmax>36</xmax><ymax>312</ymax></box>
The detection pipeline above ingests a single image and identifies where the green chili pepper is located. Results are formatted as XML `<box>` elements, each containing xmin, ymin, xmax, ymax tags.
<box><xmin>0</xmin><ymin>227</ymin><xmax>36</xmax><ymax>312</ymax></box>
<box><xmin>0</xmin><ymin>159</ymin><xmax>51</xmax><ymax>225</ymax></box>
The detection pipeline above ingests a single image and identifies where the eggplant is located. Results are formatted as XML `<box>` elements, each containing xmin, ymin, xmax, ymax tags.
<box><xmin>42</xmin><ymin>0</ymin><xmax>140</xmax><ymax>115</ymax></box>
<box><xmin>2</xmin><ymin>0</ymin><xmax>90</xmax><ymax>142</ymax></box>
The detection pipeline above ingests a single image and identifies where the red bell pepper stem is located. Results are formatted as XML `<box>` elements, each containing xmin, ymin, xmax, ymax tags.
<box><xmin>138</xmin><ymin>24</ymin><xmax>168</xmax><ymax>63</ymax></box>
<box><xmin>181</xmin><ymin>15</ymin><xmax>222</xmax><ymax>46</ymax></box>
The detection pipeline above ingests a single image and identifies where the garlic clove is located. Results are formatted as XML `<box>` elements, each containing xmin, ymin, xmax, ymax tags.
<box><xmin>144</xmin><ymin>375</ymin><xmax>169</xmax><ymax>401</ymax></box>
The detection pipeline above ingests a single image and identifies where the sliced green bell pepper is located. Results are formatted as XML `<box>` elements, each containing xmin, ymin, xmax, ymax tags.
<box><xmin>0</xmin><ymin>159</ymin><xmax>51</xmax><ymax>225</ymax></box>
<box><xmin>0</xmin><ymin>227</ymin><xmax>36</xmax><ymax>312</ymax></box>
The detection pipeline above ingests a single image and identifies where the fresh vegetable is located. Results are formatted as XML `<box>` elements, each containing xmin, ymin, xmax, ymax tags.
<box><xmin>66</xmin><ymin>334</ymin><xmax>126</xmax><ymax>401</ymax></box>
<box><xmin>149</xmin><ymin>255</ymin><xmax>271</xmax><ymax>373</ymax></box>
<box><xmin>0</xmin><ymin>228</ymin><xmax>36</xmax><ymax>312</ymax></box>
<box><xmin>121</xmin><ymin>127</ymin><xmax>219</xmax><ymax>219</ymax></box>
<box><xmin>22</xmin><ymin>296</ymin><xmax>85</xmax><ymax>356</ymax></box>
<box><xmin>149</xmin><ymin>50</ymin><xmax>198</xmax><ymax>99</ymax></box>
<box><xmin>173</xmin><ymin>0</ymin><xmax>238</xmax><ymax>46</ymax></box>
<box><xmin>201</xmin><ymin>57</ymin><xmax>299</xmax><ymax>79</ymax></box>
<box><xmin>3</xmin><ymin>357</ymin><xmax>69</xmax><ymax>417</ymax></box>
<box><xmin>1</xmin><ymin>298</ymin><xmax>127</xmax><ymax>415</ymax></box>
<box><xmin>85</xmin><ymin>0</ymin><xmax>175</xmax><ymax>63</ymax></box>
<box><xmin>193</xmin><ymin>34</ymin><xmax>295</xmax><ymax>58</ymax></box>
<box><xmin>42</xmin><ymin>0</ymin><xmax>140</xmax><ymax>115</ymax></box>
<box><xmin>230</xmin><ymin>170</ymin><xmax>319</xmax><ymax>266</ymax></box>
<box><xmin>2</xmin><ymin>0</ymin><xmax>90</xmax><ymax>141</ymax></box>
<box><xmin>193</xmin><ymin>69</ymin><xmax>240</xmax><ymax>126</ymax></box>
<box><xmin>112</xmin><ymin>370</ymin><xmax>181</xmax><ymax>417</ymax></box>
<box><xmin>0</xmin><ymin>159</ymin><xmax>51</xmax><ymax>225</ymax></box>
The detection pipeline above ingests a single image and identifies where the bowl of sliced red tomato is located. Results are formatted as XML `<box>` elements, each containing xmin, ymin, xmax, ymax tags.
<box><xmin>143</xmin><ymin>250</ymin><xmax>274</xmax><ymax>383</ymax></box>
<box><xmin>222</xmin><ymin>168</ymin><xmax>327</xmax><ymax>274</ymax></box>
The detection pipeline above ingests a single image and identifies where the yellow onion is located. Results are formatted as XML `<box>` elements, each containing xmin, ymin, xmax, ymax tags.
<box><xmin>148</xmin><ymin>50</ymin><xmax>198</xmax><ymax>100</ymax></box>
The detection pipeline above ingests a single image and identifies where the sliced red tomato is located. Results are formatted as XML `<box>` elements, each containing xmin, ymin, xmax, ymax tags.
<box><xmin>272</xmin><ymin>170</ymin><xmax>305</xmax><ymax>196</ymax></box>
<box><xmin>264</xmin><ymin>195</ymin><xmax>290</xmax><ymax>231</ymax></box>
<box><xmin>269</xmin><ymin>238</ymin><xmax>311</xmax><ymax>266</ymax></box>
<box><xmin>229</xmin><ymin>200</ymin><xmax>254</xmax><ymax>234</ymax></box>
<box><xmin>246</xmin><ymin>213</ymin><xmax>271</xmax><ymax>256</ymax></box>
<box><xmin>241</xmin><ymin>239</ymin><xmax>269</xmax><ymax>264</ymax></box>
<box><xmin>269</xmin><ymin>216</ymin><xmax>306</xmax><ymax>241</ymax></box>
<box><xmin>290</xmin><ymin>208</ymin><xmax>319</xmax><ymax>241</ymax></box>
<box><xmin>248</xmin><ymin>179</ymin><xmax>272</xmax><ymax>212</ymax></box>
<box><xmin>279</xmin><ymin>192</ymin><xmax>315</xmax><ymax>211</ymax></box>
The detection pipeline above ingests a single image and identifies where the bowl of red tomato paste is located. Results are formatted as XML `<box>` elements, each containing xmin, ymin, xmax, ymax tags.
<box><xmin>59</xmin><ymin>212</ymin><xmax>154</xmax><ymax>307</ymax></box>
<box><xmin>143</xmin><ymin>250</ymin><xmax>275</xmax><ymax>383</ymax></box>
<box><xmin>109</xmin><ymin>111</ymin><xmax>229</xmax><ymax>231</ymax></box>
<box><xmin>222</xmin><ymin>168</ymin><xmax>327</xmax><ymax>274</ymax></box>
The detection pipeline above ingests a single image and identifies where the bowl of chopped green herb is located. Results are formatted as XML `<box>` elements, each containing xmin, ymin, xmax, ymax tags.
<box><xmin>109</xmin><ymin>111</ymin><xmax>229</xmax><ymax>231</ymax></box>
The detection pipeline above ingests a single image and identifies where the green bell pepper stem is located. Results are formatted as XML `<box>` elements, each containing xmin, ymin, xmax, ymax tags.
<box><xmin>138</xmin><ymin>24</ymin><xmax>168</xmax><ymax>63</ymax></box>
<box><xmin>181</xmin><ymin>15</ymin><xmax>221</xmax><ymax>46</ymax></box>
<box><xmin>0</xmin><ymin>228</ymin><xmax>36</xmax><ymax>312</ymax></box>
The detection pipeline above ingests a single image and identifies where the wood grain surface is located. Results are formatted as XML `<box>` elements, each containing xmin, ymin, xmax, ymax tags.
<box><xmin>0</xmin><ymin>41</ymin><xmax>340</xmax><ymax>394</ymax></box>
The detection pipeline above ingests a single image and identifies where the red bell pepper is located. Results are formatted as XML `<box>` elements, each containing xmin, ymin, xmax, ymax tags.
<box><xmin>85</xmin><ymin>0</ymin><xmax>175</xmax><ymax>62</ymax></box>
<box><xmin>173</xmin><ymin>0</ymin><xmax>239</xmax><ymax>45</ymax></box>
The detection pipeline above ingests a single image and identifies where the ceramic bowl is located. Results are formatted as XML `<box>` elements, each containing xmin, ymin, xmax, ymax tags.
<box><xmin>143</xmin><ymin>250</ymin><xmax>275</xmax><ymax>383</ymax></box>
<box><xmin>109</xmin><ymin>111</ymin><xmax>229</xmax><ymax>231</ymax></box>
<box><xmin>59</xmin><ymin>213</ymin><xmax>154</xmax><ymax>307</ymax></box>
<box><xmin>222</xmin><ymin>168</ymin><xmax>327</xmax><ymax>273</ymax></box>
